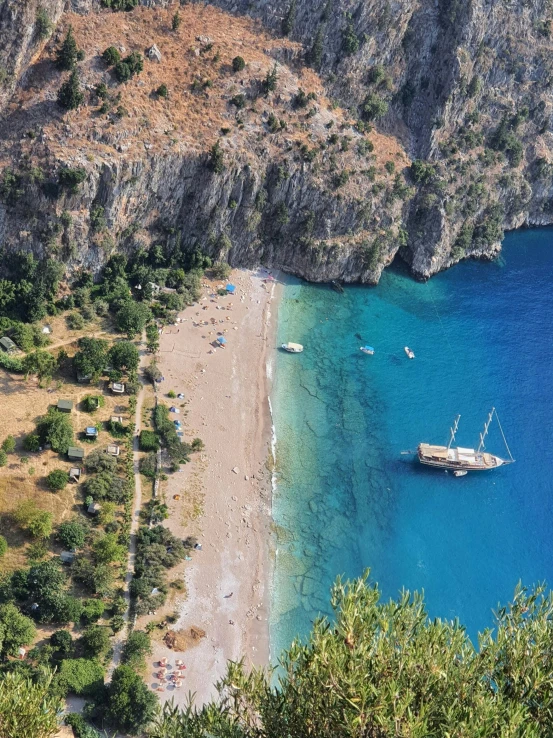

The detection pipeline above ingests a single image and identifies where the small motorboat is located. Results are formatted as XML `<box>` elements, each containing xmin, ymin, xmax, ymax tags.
<box><xmin>331</xmin><ymin>280</ymin><xmax>344</xmax><ymax>294</ymax></box>
<box><xmin>360</xmin><ymin>346</ymin><xmax>375</xmax><ymax>355</ymax></box>
<box><xmin>404</xmin><ymin>346</ymin><xmax>415</xmax><ymax>359</ymax></box>
<box><xmin>454</xmin><ymin>470</ymin><xmax>468</xmax><ymax>477</ymax></box>
<box><xmin>281</xmin><ymin>342</ymin><xmax>303</xmax><ymax>353</ymax></box>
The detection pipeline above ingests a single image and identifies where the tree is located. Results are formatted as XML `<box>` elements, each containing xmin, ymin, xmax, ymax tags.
<box><xmin>307</xmin><ymin>26</ymin><xmax>324</xmax><ymax>68</ymax></box>
<box><xmin>211</xmin><ymin>261</ymin><xmax>231</xmax><ymax>280</ymax></box>
<box><xmin>115</xmin><ymin>301</ymin><xmax>151</xmax><ymax>337</ymax></box>
<box><xmin>23</xmin><ymin>433</ymin><xmax>40</xmax><ymax>452</ymax></box>
<box><xmin>0</xmin><ymin>536</ymin><xmax>7</xmax><ymax>557</ymax></box>
<box><xmin>46</xmin><ymin>469</ymin><xmax>69</xmax><ymax>491</ymax></box>
<box><xmin>36</xmin><ymin>409</ymin><xmax>73</xmax><ymax>453</ymax></box>
<box><xmin>93</xmin><ymin>533</ymin><xmax>125</xmax><ymax>564</ymax></box>
<box><xmin>36</xmin><ymin>8</ymin><xmax>53</xmax><ymax>40</ymax></box>
<box><xmin>22</xmin><ymin>350</ymin><xmax>56</xmax><ymax>380</ymax></box>
<box><xmin>108</xmin><ymin>340</ymin><xmax>139</xmax><ymax>371</ymax></box>
<box><xmin>121</xmin><ymin>630</ymin><xmax>151</xmax><ymax>667</ymax></box>
<box><xmin>2</xmin><ymin>436</ymin><xmax>15</xmax><ymax>453</ymax></box>
<box><xmin>73</xmin><ymin>337</ymin><xmax>108</xmax><ymax>380</ymax></box>
<box><xmin>84</xmin><ymin>449</ymin><xmax>117</xmax><ymax>474</ymax></box>
<box><xmin>282</xmin><ymin>0</ymin><xmax>296</xmax><ymax>36</ymax></box>
<box><xmin>105</xmin><ymin>665</ymin><xmax>157</xmax><ymax>733</ymax></box>
<box><xmin>80</xmin><ymin>625</ymin><xmax>110</xmax><ymax>658</ymax></box>
<box><xmin>0</xmin><ymin>604</ymin><xmax>36</xmax><ymax>658</ymax></box>
<box><xmin>0</xmin><ymin>450</ymin><xmax>6</xmax><ymax>467</ymax></box>
<box><xmin>56</xmin><ymin>26</ymin><xmax>79</xmax><ymax>70</ymax></box>
<box><xmin>102</xmin><ymin>46</ymin><xmax>121</xmax><ymax>66</ymax></box>
<box><xmin>171</xmin><ymin>11</ymin><xmax>181</xmax><ymax>31</ymax></box>
<box><xmin>150</xmin><ymin>576</ymin><xmax>553</xmax><ymax>738</ymax></box>
<box><xmin>58</xmin><ymin>69</ymin><xmax>84</xmax><ymax>110</ymax></box>
<box><xmin>342</xmin><ymin>15</ymin><xmax>359</xmax><ymax>55</ymax></box>
<box><xmin>58</xmin><ymin>166</ymin><xmax>87</xmax><ymax>192</ymax></box>
<box><xmin>157</xmin><ymin>83</ymin><xmax>168</xmax><ymax>98</ymax></box>
<box><xmin>57</xmin><ymin>520</ymin><xmax>87</xmax><ymax>549</ymax></box>
<box><xmin>50</xmin><ymin>629</ymin><xmax>73</xmax><ymax>654</ymax></box>
<box><xmin>361</xmin><ymin>92</ymin><xmax>388</xmax><ymax>120</ymax></box>
<box><xmin>64</xmin><ymin>713</ymin><xmax>102</xmax><ymax>738</ymax></box>
<box><xmin>0</xmin><ymin>670</ymin><xmax>62</xmax><ymax>738</ymax></box>
<box><xmin>232</xmin><ymin>55</ymin><xmax>245</xmax><ymax>72</ymax></box>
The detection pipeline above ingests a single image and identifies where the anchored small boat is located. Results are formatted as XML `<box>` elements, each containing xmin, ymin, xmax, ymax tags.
<box><xmin>360</xmin><ymin>346</ymin><xmax>375</xmax><ymax>355</ymax></box>
<box><xmin>281</xmin><ymin>342</ymin><xmax>303</xmax><ymax>353</ymax></box>
<box><xmin>404</xmin><ymin>346</ymin><xmax>415</xmax><ymax>359</ymax></box>
<box><xmin>453</xmin><ymin>470</ymin><xmax>467</xmax><ymax>477</ymax></box>
<box><xmin>417</xmin><ymin>408</ymin><xmax>514</xmax><ymax>472</ymax></box>
<box><xmin>331</xmin><ymin>280</ymin><xmax>344</xmax><ymax>294</ymax></box>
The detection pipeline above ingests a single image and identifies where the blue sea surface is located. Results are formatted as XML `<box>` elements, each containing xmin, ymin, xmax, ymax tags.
<box><xmin>270</xmin><ymin>228</ymin><xmax>553</xmax><ymax>658</ymax></box>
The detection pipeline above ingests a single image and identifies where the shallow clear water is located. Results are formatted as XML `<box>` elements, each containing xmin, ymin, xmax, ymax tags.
<box><xmin>270</xmin><ymin>228</ymin><xmax>553</xmax><ymax>657</ymax></box>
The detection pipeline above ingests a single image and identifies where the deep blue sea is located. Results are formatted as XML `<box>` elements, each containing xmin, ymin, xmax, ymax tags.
<box><xmin>270</xmin><ymin>228</ymin><xmax>553</xmax><ymax>657</ymax></box>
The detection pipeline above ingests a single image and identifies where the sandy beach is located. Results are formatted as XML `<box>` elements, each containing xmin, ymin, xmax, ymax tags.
<box><xmin>148</xmin><ymin>268</ymin><xmax>277</xmax><ymax>706</ymax></box>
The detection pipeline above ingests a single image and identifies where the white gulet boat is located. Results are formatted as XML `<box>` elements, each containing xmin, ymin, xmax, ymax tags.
<box><xmin>418</xmin><ymin>408</ymin><xmax>514</xmax><ymax>472</ymax></box>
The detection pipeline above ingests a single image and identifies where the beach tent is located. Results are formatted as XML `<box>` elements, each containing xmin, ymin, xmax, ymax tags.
<box><xmin>217</xmin><ymin>336</ymin><xmax>227</xmax><ymax>344</ymax></box>
<box><xmin>225</xmin><ymin>284</ymin><xmax>236</xmax><ymax>294</ymax></box>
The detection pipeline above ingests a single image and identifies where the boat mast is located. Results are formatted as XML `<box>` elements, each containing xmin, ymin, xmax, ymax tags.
<box><xmin>477</xmin><ymin>407</ymin><xmax>495</xmax><ymax>453</ymax></box>
<box><xmin>447</xmin><ymin>415</ymin><xmax>461</xmax><ymax>449</ymax></box>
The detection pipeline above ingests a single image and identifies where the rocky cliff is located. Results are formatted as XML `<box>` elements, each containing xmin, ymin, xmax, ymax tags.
<box><xmin>1</xmin><ymin>0</ymin><xmax>553</xmax><ymax>283</ymax></box>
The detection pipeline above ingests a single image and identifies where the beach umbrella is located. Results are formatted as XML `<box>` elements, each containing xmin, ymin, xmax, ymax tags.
<box><xmin>217</xmin><ymin>336</ymin><xmax>227</xmax><ymax>345</ymax></box>
<box><xmin>225</xmin><ymin>284</ymin><xmax>236</xmax><ymax>294</ymax></box>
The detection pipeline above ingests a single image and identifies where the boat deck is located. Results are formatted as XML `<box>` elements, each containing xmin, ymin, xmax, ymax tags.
<box><xmin>418</xmin><ymin>443</ymin><xmax>503</xmax><ymax>470</ymax></box>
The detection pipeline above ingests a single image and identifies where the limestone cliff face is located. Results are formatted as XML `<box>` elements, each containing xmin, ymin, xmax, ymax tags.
<box><xmin>196</xmin><ymin>0</ymin><xmax>553</xmax><ymax>277</ymax></box>
<box><xmin>1</xmin><ymin>0</ymin><xmax>553</xmax><ymax>283</ymax></box>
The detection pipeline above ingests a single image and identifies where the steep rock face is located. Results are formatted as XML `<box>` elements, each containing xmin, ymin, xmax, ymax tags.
<box><xmin>0</xmin><ymin>6</ymin><xmax>409</xmax><ymax>283</ymax></box>
<box><xmin>193</xmin><ymin>0</ymin><xmax>553</xmax><ymax>277</ymax></box>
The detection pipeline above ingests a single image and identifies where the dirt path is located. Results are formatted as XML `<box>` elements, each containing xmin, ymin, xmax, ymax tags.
<box><xmin>107</xmin><ymin>331</ymin><xmax>148</xmax><ymax>678</ymax></box>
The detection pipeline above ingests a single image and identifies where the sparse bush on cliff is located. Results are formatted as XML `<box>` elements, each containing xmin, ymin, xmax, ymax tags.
<box><xmin>102</xmin><ymin>0</ymin><xmax>138</xmax><ymax>10</ymax></box>
<box><xmin>156</xmin><ymin>83</ymin><xmax>168</xmax><ymax>98</ymax></box>
<box><xmin>102</xmin><ymin>46</ymin><xmax>121</xmax><ymax>66</ymax></box>
<box><xmin>208</xmin><ymin>140</ymin><xmax>224</xmax><ymax>173</ymax></box>
<box><xmin>58</xmin><ymin>166</ymin><xmax>87</xmax><ymax>194</ymax></box>
<box><xmin>361</xmin><ymin>93</ymin><xmax>388</xmax><ymax>120</ymax></box>
<box><xmin>410</xmin><ymin>159</ymin><xmax>437</xmax><ymax>185</ymax></box>
<box><xmin>35</xmin><ymin>8</ymin><xmax>53</xmax><ymax>40</ymax></box>
<box><xmin>114</xmin><ymin>52</ymin><xmax>143</xmax><ymax>83</ymax></box>
<box><xmin>263</xmin><ymin>63</ymin><xmax>278</xmax><ymax>94</ymax></box>
<box><xmin>342</xmin><ymin>15</ymin><xmax>360</xmax><ymax>55</ymax></box>
<box><xmin>282</xmin><ymin>0</ymin><xmax>296</xmax><ymax>36</ymax></box>
<box><xmin>232</xmin><ymin>55</ymin><xmax>245</xmax><ymax>72</ymax></box>
<box><xmin>172</xmin><ymin>11</ymin><xmax>181</xmax><ymax>31</ymax></box>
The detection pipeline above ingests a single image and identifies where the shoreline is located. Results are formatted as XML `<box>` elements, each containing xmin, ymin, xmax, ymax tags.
<box><xmin>149</xmin><ymin>268</ymin><xmax>280</xmax><ymax>706</ymax></box>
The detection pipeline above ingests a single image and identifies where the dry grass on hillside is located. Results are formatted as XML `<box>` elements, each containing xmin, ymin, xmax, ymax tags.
<box><xmin>0</xmin><ymin>4</ymin><xmax>409</xmax><ymax>189</ymax></box>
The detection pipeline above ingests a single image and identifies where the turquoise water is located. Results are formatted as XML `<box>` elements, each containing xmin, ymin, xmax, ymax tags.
<box><xmin>270</xmin><ymin>228</ymin><xmax>553</xmax><ymax>657</ymax></box>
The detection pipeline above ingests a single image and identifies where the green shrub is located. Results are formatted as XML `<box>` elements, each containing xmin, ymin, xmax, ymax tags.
<box><xmin>0</xmin><ymin>535</ymin><xmax>7</xmax><ymax>557</ymax></box>
<box><xmin>157</xmin><ymin>83</ymin><xmax>168</xmax><ymax>98</ymax></box>
<box><xmin>209</xmin><ymin>140</ymin><xmax>224</xmax><ymax>173</ymax></box>
<box><xmin>80</xmin><ymin>624</ymin><xmax>110</xmax><ymax>658</ymax></box>
<box><xmin>232</xmin><ymin>55</ymin><xmax>245</xmax><ymax>72</ymax></box>
<box><xmin>342</xmin><ymin>16</ymin><xmax>359</xmax><ymax>55</ymax></box>
<box><xmin>58</xmin><ymin>166</ymin><xmax>87</xmax><ymax>193</ymax></box>
<box><xmin>139</xmin><ymin>430</ymin><xmax>159</xmax><ymax>452</ymax></box>
<box><xmin>58</xmin><ymin>520</ymin><xmax>87</xmax><ymax>549</ymax></box>
<box><xmin>58</xmin><ymin>658</ymin><xmax>105</xmax><ymax>696</ymax></box>
<box><xmin>139</xmin><ymin>452</ymin><xmax>157</xmax><ymax>478</ymax></box>
<box><xmin>36</xmin><ymin>7</ymin><xmax>53</xmax><ymax>39</ymax></box>
<box><xmin>111</xmin><ymin>614</ymin><xmax>125</xmax><ymax>632</ymax></box>
<box><xmin>51</xmin><ymin>629</ymin><xmax>73</xmax><ymax>653</ymax></box>
<box><xmin>82</xmin><ymin>395</ymin><xmax>105</xmax><ymax>413</ymax></box>
<box><xmin>0</xmin><ymin>450</ymin><xmax>6</xmax><ymax>467</ymax></box>
<box><xmin>361</xmin><ymin>93</ymin><xmax>388</xmax><ymax>120</ymax></box>
<box><xmin>23</xmin><ymin>433</ymin><xmax>40</xmax><ymax>452</ymax></box>
<box><xmin>65</xmin><ymin>713</ymin><xmax>102</xmax><ymax>738</ymax></box>
<box><xmin>46</xmin><ymin>469</ymin><xmax>69</xmax><ymax>491</ymax></box>
<box><xmin>172</xmin><ymin>11</ymin><xmax>181</xmax><ymax>31</ymax></box>
<box><xmin>114</xmin><ymin>52</ymin><xmax>143</xmax><ymax>83</ymax></box>
<box><xmin>211</xmin><ymin>261</ymin><xmax>231</xmax><ymax>280</ymax></box>
<box><xmin>81</xmin><ymin>598</ymin><xmax>105</xmax><ymax>624</ymax></box>
<box><xmin>102</xmin><ymin>46</ymin><xmax>121</xmax><ymax>66</ymax></box>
